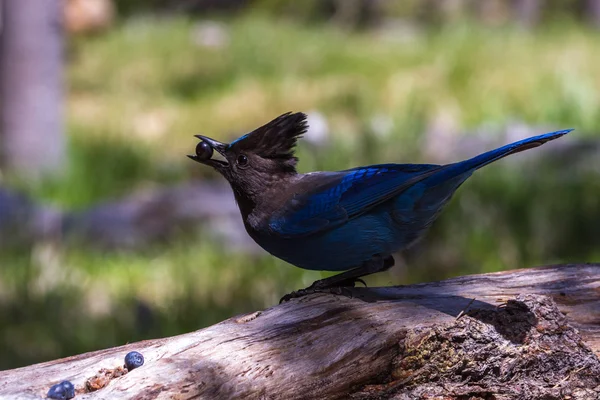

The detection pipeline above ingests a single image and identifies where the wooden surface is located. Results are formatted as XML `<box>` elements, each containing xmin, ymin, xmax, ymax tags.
<box><xmin>1</xmin><ymin>264</ymin><xmax>599</xmax><ymax>399</ymax></box>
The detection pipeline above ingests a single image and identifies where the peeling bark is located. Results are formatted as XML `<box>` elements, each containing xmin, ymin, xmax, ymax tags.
<box><xmin>0</xmin><ymin>264</ymin><xmax>598</xmax><ymax>399</ymax></box>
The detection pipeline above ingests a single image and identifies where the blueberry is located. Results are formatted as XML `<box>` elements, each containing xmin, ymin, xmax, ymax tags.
<box><xmin>124</xmin><ymin>351</ymin><xmax>144</xmax><ymax>371</ymax></box>
<box><xmin>47</xmin><ymin>380</ymin><xmax>74</xmax><ymax>399</ymax></box>
<box><xmin>61</xmin><ymin>381</ymin><xmax>75</xmax><ymax>399</ymax></box>
<box><xmin>47</xmin><ymin>384</ymin><xmax>66</xmax><ymax>400</ymax></box>
<box><xmin>195</xmin><ymin>141</ymin><xmax>213</xmax><ymax>161</ymax></box>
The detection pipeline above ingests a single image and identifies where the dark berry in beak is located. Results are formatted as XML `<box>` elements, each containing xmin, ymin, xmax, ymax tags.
<box><xmin>195</xmin><ymin>141</ymin><xmax>214</xmax><ymax>161</ymax></box>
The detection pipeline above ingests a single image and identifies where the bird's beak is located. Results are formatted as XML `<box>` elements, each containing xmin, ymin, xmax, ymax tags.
<box><xmin>188</xmin><ymin>135</ymin><xmax>229</xmax><ymax>167</ymax></box>
<box><xmin>194</xmin><ymin>135</ymin><xmax>228</xmax><ymax>155</ymax></box>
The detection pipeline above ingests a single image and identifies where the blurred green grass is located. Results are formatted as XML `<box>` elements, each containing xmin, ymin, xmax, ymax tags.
<box><xmin>2</xmin><ymin>15</ymin><xmax>599</xmax><ymax>369</ymax></box>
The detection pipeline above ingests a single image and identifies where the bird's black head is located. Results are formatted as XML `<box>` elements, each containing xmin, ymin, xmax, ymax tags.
<box><xmin>188</xmin><ymin>112</ymin><xmax>307</xmax><ymax>203</ymax></box>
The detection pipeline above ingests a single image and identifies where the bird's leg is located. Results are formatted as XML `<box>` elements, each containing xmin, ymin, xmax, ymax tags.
<box><xmin>279</xmin><ymin>255</ymin><xmax>395</xmax><ymax>303</ymax></box>
<box><xmin>307</xmin><ymin>255</ymin><xmax>395</xmax><ymax>290</ymax></box>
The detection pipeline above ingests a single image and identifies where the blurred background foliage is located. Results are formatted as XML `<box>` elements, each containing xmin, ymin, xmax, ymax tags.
<box><xmin>1</xmin><ymin>0</ymin><xmax>599</xmax><ymax>370</ymax></box>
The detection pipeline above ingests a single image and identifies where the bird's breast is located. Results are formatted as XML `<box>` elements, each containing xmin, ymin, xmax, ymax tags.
<box><xmin>245</xmin><ymin>210</ymin><xmax>412</xmax><ymax>271</ymax></box>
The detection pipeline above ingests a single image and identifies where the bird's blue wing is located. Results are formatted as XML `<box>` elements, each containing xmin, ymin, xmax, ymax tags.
<box><xmin>269</xmin><ymin>163</ymin><xmax>441</xmax><ymax>238</ymax></box>
<box><xmin>268</xmin><ymin>128</ymin><xmax>573</xmax><ymax>239</ymax></box>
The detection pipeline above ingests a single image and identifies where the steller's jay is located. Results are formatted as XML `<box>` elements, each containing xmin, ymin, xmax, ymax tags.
<box><xmin>188</xmin><ymin>112</ymin><xmax>571</xmax><ymax>302</ymax></box>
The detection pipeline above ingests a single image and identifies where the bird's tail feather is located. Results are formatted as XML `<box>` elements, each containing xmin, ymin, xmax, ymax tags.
<box><xmin>459</xmin><ymin>129</ymin><xmax>572</xmax><ymax>171</ymax></box>
<box><xmin>427</xmin><ymin>129</ymin><xmax>572</xmax><ymax>185</ymax></box>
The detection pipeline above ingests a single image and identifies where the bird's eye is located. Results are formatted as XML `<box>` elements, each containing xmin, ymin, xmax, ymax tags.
<box><xmin>195</xmin><ymin>141</ymin><xmax>213</xmax><ymax>161</ymax></box>
<box><xmin>236</xmin><ymin>154</ymin><xmax>249</xmax><ymax>167</ymax></box>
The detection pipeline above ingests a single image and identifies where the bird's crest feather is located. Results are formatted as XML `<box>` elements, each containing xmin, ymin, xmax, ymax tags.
<box><xmin>228</xmin><ymin>112</ymin><xmax>307</xmax><ymax>167</ymax></box>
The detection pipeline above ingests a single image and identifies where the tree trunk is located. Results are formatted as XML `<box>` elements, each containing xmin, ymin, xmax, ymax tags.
<box><xmin>0</xmin><ymin>264</ymin><xmax>599</xmax><ymax>399</ymax></box>
<box><xmin>513</xmin><ymin>0</ymin><xmax>542</xmax><ymax>27</ymax></box>
<box><xmin>587</xmin><ymin>0</ymin><xmax>600</xmax><ymax>28</ymax></box>
<box><xmin>0</xmin><ymin>0</ymin><xmax>65</xmax><ymax>178</ymax></box>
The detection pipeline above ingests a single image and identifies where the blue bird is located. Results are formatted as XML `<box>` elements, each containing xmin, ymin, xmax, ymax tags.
<box><xmin>188</xmin><ymin>112</ymin><xmax>571</xmax><ymax>302</ymax></box>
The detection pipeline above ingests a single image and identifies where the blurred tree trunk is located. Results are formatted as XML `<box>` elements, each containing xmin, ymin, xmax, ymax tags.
<box><xmin>513</xmin><ymin>0</ymin><xmax>542</xmax><ymax>27</ymax></box>
<box><xmin>472</xmin><ymin>0</ymin><xmax>509</xmax><ymax>25</ymax></box>
<box><xmin>332</xmin><ymin>0</ymin><xmax>385</xmax><ymax>29</ymax></box>
<box><xmin>0</xmin><ymin>0</ymin><xmax>65</xmax><ymax>178</ymax></box>
<box><xmin>588</xmin><ymin>0</ymin><xmax>600</xmax><ymax>28</ymax></box>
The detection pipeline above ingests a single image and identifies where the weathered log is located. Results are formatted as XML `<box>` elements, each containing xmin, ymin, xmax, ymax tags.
<box><xmin>0</xmin><ymin>264</ymin><xmax>599</xmax><ymax>399</ymax></box>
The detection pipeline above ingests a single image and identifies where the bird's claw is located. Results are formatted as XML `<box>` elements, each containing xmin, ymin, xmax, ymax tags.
<box><xmin>355</xmin><ymin>278</ymin><xmax>368</xmax><ymax>287</ymax></box>
<box><xmin>279</xmin><ymin>288</ymin><xmax>315</xmax><ymax>303</ymax></box>
<box><xmin>279</xmin><ymin>282</ymin><xmax>357</xmax><ymax>303</ymax></box>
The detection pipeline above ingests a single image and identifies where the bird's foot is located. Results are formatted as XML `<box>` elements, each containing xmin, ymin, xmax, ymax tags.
<box><xmin>279</xmin><ymin>254</ymin><xmax>393</xmax><ymax>304</ymax></box>
<box><xmin>279</xmin><ymin>286</ymin><xmax>353</xmax><ymax>304</ymax></box>
<box><xmin>279</xmin><ymin>277</ymin><xmax>365</xmax><ymax>304</ymax></box>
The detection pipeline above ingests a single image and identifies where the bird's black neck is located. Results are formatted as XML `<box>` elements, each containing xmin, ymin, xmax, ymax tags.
<box><xmin>231</xmin><ymin>187</ymin><xmax>256</xmax><ymax>221</ymax></box>
<box><xmin>229</xmin><ymin>172</ymin><xmax>297</xmax><ymax>222</ymax></box>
